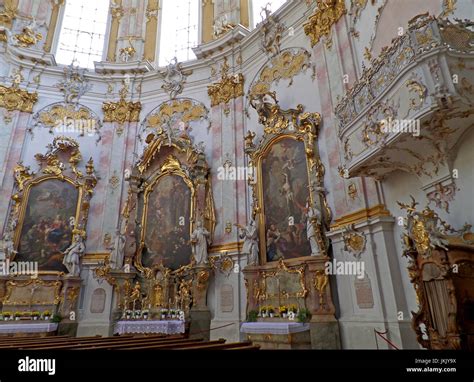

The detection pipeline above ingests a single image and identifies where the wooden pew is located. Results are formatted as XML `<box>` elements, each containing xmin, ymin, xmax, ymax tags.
<box><xmin>32</xmin><ymin>336</ymin><xmax>195</xmax><ymax>350</ymax></box>
<box><xmin>120</xmin><ymin>338</ymin><xmax>227</xmax><ymax>350</ymax></box>
<box><xmin>74</xmin><ymin>337</ymin><xmax>202</xmax><ymax>350</ymax></box>
<box><xmin>176</xmin><ymin>341</ymin><xmax>255</xmax><ymax>350</ymax></box>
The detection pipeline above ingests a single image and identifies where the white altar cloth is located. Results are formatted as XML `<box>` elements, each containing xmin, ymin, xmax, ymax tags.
<box><xmin>114</xmin><ymin>320</ymin><xmax>185</xmax><ymax>335</ymax></box>
<box><xmin>0</xmin><ymin>322</ymin><xmax>58</xmax><ymax>334</ymax></box>
<box><xmin>240</xmin><ymin>322</ymin><xmax>310</xmax><ymax>335</ymax></box>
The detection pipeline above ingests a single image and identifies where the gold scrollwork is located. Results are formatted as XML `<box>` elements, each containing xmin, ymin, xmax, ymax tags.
<box><xmin>261</xmin><ymin>259</ymin><xmax>308</xmax><ymax>299</ymax></box>
<box><xmin>2</xmin><ymin>279</ymin><xmax>62</xmax><ymax>306</ymax></box>
<box><xmin>303</xmin><ymin>0</ymin><xmax>346</xmax><ymax>49</ymax></box>
<box><xmin>207</xmin><ymin>57</ymin><xmax>244</xmax><ymax>112</ymax></box>
<box><xmin>103</xmin><ymin>86</ymin><xmax>141</xmax><ymax>125</ymax></box>
<box><xmin>248</xmin><ymin>49</ymin><xmax>313</xmax><ymax>100</ymax></box>
<box><xmin>146</xmin><ymin>99</ymin><xmax>208</xmax><ymax>128</ymax></box>
<box><xmin>0</xmin><ymin>85</ymin><xmax>38</xmax><ymax>113</ymax></box>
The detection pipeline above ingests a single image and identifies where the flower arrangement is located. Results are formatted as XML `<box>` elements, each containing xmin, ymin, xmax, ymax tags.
<box><xmin>32</xmin><ymin>311</ymin><xmax>40</xmax><ymax>320</ymax></box>
<box><xmin>279</xmin><ymin>305</ymin><xmax>288</xmax><ymax>318</ymax></box>
<box><xmin>160</xmin><ymin>308</ymin><xmax>168</xmax><ymax>320</ymax></box>
<box><xmin>42</xmin><ymin>310</ymin><xmax>51</xmax><ymax>320</ymax></box>
<box><xmin>125</xmin><ymin>309</ymin><xmax>132</xmax><ymax>319</ymax></box>
<box><xmin>142</xmin><ymin>309</ymin><xmax>149</xmax><ymax>320</ymax></box>
<box><xmin>14</xmin><ymin>311</ymin><xmax>22</xmax><ymax>320</ymax></box>
<box><xmin>288</xmin><ymin>304</ymin><xmax>298</xmax><ymax>314</ymax></box>
<box><xmin>3</xmin><ymin>311</ymin><xmax>12</xmax><ymax>320</ymax></box>
<box><xmin>23</xmin><ymin>311</ymin><xmax>32</xmax><ymax>318</ymax></box>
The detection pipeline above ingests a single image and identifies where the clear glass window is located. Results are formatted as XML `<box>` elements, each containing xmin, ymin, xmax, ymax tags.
<box><xmin>158</xmin><ymin>0</ymin><xmax>200</xmax><ymax>67</ymax></box>
<box><xmin>55</xmin><ymin>0</ymin><xmax>109</xmax><ymax>69</ymax></box>
<box><xmin>251</xmin><ymin>0</ymin><xmax>287</xmax><ymax>28</ymax></box>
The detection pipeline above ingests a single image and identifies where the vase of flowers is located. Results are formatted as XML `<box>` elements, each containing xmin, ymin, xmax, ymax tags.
<box><xmin>14</xmin><ymin>311</ymin><xmax>22</xmax><ymax>321</ymax></box>
<box><xmin>160</xmin><ymin>308</ymin><xmax>168</xmax><ymax>320</ymax></box>
<box><xmin>142</xmin><ymin>309</ymin><xmax>149</xmax><ymax>320</ymax></box>
<box><xmin>268</xmin><ymin>306</ymin><xmax>275</xmax><ymax>318</ymax></box>
<box><xmin>125</xmin><ymin>309</ymin><xmax>132</xmax><ymax>320</ymax></box>
<box><xmin>279</xmin><ymin>305</ymin><xmax>288</xmax><ymax>318</ymax></box>
<box><xmin>260</xmin><ymin>306</ymin><xmax>268</xmax><ymax>318</ymax></box>
<box><xmin>170</xmin><ymin>309</ymin><xmax>176</xmax><ymax>319</ymax></box>
<box><xmin>32</xmin><ymin>311</ymin><xmax>40</xmax><ymax>320</ymax></box>
<box><xmin>42</xmin><ymin>310</ymin><xmax>51</xmax><ymax>320</ymax></box>
<box><xmin>3</xmin><ymin>312</ymin><xmax>11</xmax><ymax>321</ymax></box>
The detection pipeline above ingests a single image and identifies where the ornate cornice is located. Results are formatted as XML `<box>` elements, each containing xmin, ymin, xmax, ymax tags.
<box><xmin>0</xmin><ymin>84</ymin><xmax>38</xmax><ymax>113</ymax></box>
<box><xmin>303</xmin><ymin>0</ymin><xmax>346</xmax><ymax>48</ymax></box>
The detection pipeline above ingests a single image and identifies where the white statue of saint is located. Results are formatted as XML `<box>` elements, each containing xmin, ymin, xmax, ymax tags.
<box><xmin>110</xmin><ymin>219</ymin><xmax>127</xmax><ymax>269</ymax></box>
<box><xmin>306</xmin><ymin>199</ymin><xmax>322</xmax><ymax>256</ymax></box>
<box><xmin>191</xmin><ymin>220</ymin><xmax>210</xmax><ymax>265</ymax></box>
<box><xmin>63</xmin><ymin>234</ymin><xmax>85</xmax><ymax>277</ymax></box>
<box><xmin>238</xmin><ymin>218</ymin><xmax>259</xmax><ymax>266</ymax></box>
<box><xmin>1</xmin><ymin>231</ymin><xmax>16</xmax><ymax>260</ymax></box>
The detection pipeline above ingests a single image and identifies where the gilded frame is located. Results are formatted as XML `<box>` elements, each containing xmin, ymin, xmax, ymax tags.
<box><xmin>2</xmin><ymin>278</ymin><xmax>63</xmax><ymax>306</ymax></box>
<box><xmin>6</xmin><ymin>136</ymin><xmax>97</xmax><ymax>276</ymax></box>
<box><xmin>245</xmin><ymin>93</ymin><xmax>330</xmax><ymax>265</ymax></box>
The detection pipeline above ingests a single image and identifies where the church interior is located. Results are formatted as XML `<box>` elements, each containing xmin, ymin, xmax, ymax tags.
<box><xmin>0</xmin><ymin>0</ymin><xmax>473</xmax><ymax>354</ymax></box>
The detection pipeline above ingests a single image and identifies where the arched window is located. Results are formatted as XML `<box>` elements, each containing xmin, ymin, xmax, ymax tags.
<box><xmin>251</xmin><ymin>0</ymin><xmax>287</xmax><ymax>28</ymax></box>
<box><xmin>55</xmin><ymin>0</ymin><xmax>109</xmax><ymax>69</ymax></box>
<box><xmin>158</xmin><ymin>0</ymin><xmax>200</xmax><ymax>67</ymax></box>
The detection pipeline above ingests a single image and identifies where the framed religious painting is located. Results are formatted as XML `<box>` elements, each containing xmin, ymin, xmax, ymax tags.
<box><xmin>8</xmin><ymin>137</ymin><xmax>97</xmax><ymax>275</ymax></box>
<box><xmin>14</xmin><ymin>177</ymin><xmax>81</xmax><ymax>273</ymax></box>
<box><xmin>139</xmin><ymin>172</ymin><xmax>195</xmax><ymax>271</ymax></box>
<box><xmin>245</xmin><ymin>92</ymin><xmax>331</xmax><ymax>264</ymax></box>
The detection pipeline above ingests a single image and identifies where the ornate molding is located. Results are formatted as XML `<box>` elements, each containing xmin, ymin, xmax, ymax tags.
<box><xmin>342</xmin><ymin>224</ymin><xmax>366</xmax><ymax>259</ymax></box>
<box><xmin>207</xmin><ymin>57</ymin><xmax>244</xmax><ymax>113</ymax></box>
<box><xmin>102</xmin><ymin>83</ymin><xmax>141</xmax><ymax>125</ymax></box>
<box><xmin>145</xmin><ymin>98</ymin><xmax>209</xmax><ymax>132</ymax></box>
<box><xmin>56</xmin><ymin>63</ymin><xmax>92</xmax><ymax>104</ymax></box>
<box><xmin>0</xmin><ymin>84</ymin><xmax>38</xmax><ymax>113</ymax></box>
<box><xmin>303</xmin><ymin>0</ymin><xmax>346</xmax><ymax>49</ymax></box>
<box><xmin>161</xmin><ymin>57</ymin><xmax>192</xmax><ymax>100</ymax></box>
<box><xmin>330</xmin><ymin>204</ymin><xmax>391</xmax><ymax>230</ymax></box>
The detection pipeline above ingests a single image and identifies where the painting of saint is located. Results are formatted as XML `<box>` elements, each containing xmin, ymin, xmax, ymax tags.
<box><xmin>15</xmin><ymin>179</ymin><xmax>78</xmax><ymax>272</ymax></box>
<box><xmin>143</xmin><ymin>174</ymin><xmax>192</xmax><ymax>270</ymax></box>
<box><xmin>261</xmin><ymin>138</ymin><xmax>311</xmax><ymax>262</ymax></box>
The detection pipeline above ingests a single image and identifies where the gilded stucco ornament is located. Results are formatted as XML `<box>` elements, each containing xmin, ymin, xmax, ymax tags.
<box><xmin>303</xmin><ymin>0</ymin><xmax>346</xmax><ymax>49</ymax></box>
<box><xmin>102</xmin><ymin>81</ymin><xmax>142</xmax><ymax>127</ymax></box>
<box><xmin>0</xmin><ymin>84</ymin><xmax>38</xmax><ymax>113</ymax></box>
<box><xmin>342</xmin><ymin>224</ymin><xmax>366</xmax><ymax>259</ymax></box>
<box><xmin>398</xmin><ymin>196</ymin><xmax>471</xmax><ymax>258</ymax></box>
<box><xmin>13</xmin><ymin>17</ymin><xmax>43</xmax><ymax>47</ymax></box>
<box><xmin>207</xmin><ymin>57</ymin><xmax>244</xmax><ymax>115</ymax></box>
